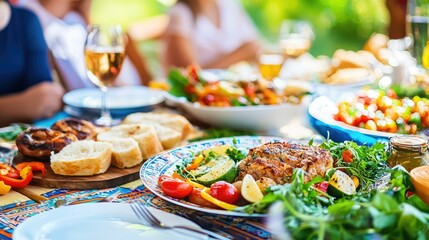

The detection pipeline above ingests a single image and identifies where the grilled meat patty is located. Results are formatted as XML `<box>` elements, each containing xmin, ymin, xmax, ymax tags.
<box><xmin>238</xmin><ymin>142</ymin><xmax>333</xmax><ymax>184</ymax></box>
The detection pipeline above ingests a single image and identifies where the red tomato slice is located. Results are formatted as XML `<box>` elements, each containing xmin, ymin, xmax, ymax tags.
<box><xmin>209</xmin><ymin>181</ymin><xmax>239</xmax><ymax>205</ymax></box>
<box><xmin>158</xmin><ymin>175</ymin><xmax>193</xmax><ymax>199</ymax></box>
<box><xmin>342</xmin><ymin>150</ymin><xmax>354</xmax><ymax>163</ymax></box>
<box><xmin>315</xmin><ymin>181</ymin><xmax>329</xmax><ymax>193</ymax></box>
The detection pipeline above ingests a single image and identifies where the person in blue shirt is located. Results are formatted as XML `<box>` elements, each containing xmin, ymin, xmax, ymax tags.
<box><xmin>0</xmin><ymin>0</ymin><xmax>63</xmax><ymax>126</ymax></box>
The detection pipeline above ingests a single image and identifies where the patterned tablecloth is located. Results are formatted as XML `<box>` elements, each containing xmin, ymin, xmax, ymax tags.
<box><xmin>0</xmin><ymin>182</ymin><xmax>272</xmax><ymax>240</ymax></box>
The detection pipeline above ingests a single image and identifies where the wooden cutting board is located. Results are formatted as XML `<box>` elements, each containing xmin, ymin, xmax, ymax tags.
<box><xmin>13</xmin><ymin>155</ymin><xmax>142</xmax><ymax>190</ymax></box>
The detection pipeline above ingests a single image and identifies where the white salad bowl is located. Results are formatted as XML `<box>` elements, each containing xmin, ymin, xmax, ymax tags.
<box><xmin>165</xmin><ymin>93</ymin><xmax>311</xmax><ymax>131</ymax></box>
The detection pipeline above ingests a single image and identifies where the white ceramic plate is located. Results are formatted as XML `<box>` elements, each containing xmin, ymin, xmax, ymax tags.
<box><xmin>13</xmin><ymin>203</ymin><xmax>205</xmax><ymax>240</ymax></box>
<box><xmin>63</xmin><ymin>86</ymin><xmax>164</xmax><ymax>111</ymax></box>
<box><xmin>164</xmin><ymin>92</ymin><xmax>310</xmax><ymax>131</ymax></box>
<box><xmin>140</xmin><ymin>136</ymin><xmax>285</xmax><ymax>217</ymax></box>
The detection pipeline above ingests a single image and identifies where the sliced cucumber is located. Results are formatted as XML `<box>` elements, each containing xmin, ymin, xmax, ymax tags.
<box><xmin>328</xmin><ymin>170</ymin><xmax>356</xmax><ymax>197</ymax></box>
<box><xmin>196</xmin><ymin>159</ymin><xmax>237</xmax><ymax>186</ymax></box>
<box><xmin>190</xmin><ymin>155</ymin><xmax>229</xmax><ymax>177</ymax></box>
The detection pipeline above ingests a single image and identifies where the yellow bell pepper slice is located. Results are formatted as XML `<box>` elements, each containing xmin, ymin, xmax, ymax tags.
<box><xmin>186</xmin><ymin>154</ymin><xmax>204</xmax><ymax>171</ymax></box>
<box><xmin>200</xmin><ymin>188</ymin><xmax>237</xmax><ymax>211</ymax></box>
<box><xmin>186</xmin><ymin>179</ymin><xmax>205</xmax><ymax>189</ymax></box>
<box><xmin>0</xmin><ymin>181</ymin><xmax>11</xmax><ymax>195</ymax></box>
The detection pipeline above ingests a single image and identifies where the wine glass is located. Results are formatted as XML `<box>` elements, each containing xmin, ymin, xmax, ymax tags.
<box><xmin>407</xmin><ymin>0</ymin><xmax>429</xmax><ymax>68</ymax></box>
<box><xmin>279</xmin><ymin>20</ymin><xmax>314</xmax><ymax>59</ymax></box>
<box><xmin>84</xmin><ymin>24</ymin><xmax>125</xmax><ymax>126</ymax></box>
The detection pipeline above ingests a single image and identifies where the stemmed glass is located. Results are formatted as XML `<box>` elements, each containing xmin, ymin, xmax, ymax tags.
<box><xmin>84</xmin><ymin>24</ymin><xmax>125</xmax><ymax>126</ymax></box>
<box><xmin>279</xmin><ymin>20</ymin><xmax>314</xmax><ymax>59</ymax></box>
<box><xmin>407</xmin><ymin>0</ymin><xmax>429</xmax><ymax>69</ymax></box>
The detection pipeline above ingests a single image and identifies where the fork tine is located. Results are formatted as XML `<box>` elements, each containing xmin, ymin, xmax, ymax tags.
<box><xmin>139</xmin><ymin>204</ymin><xmax>162</xmax><ymax>226</ymax></box>
<box><xmin>131</xmin><ymin>202</ymin><xmax>157</xmax><ymax>226</ymax></box>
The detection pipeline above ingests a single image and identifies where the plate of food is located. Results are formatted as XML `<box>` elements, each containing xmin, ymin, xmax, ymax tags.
<box><xmin>63</xmin><ymin>86</ymin><xmax>164</xmax><ymax>116</ymax></box>
<box><xmin>308</xmin><ymin>88</ymin><xmax>429</xmax><ymax>144</ymax></box>
<box><xmin>166</xmin><ymin>66</ymin><xmax>312</xmax><ymax>131</ymax></box>
<box><xmin>140</xmin><ymin>135</ymin><xmax>429</xmax><ymax>238</ymax></box>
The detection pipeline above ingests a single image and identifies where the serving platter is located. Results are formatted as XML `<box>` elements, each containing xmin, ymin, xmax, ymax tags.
<box><xmin>13</xmin><ymin>155</ymin><xmax>141</xmax><ymax>190</ymax></box>
<box><xmin>140</xmin><ymin>136</ymin><xmax>285</xmax><ymax>217</ymax></box>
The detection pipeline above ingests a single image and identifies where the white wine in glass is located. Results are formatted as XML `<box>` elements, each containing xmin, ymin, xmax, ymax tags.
<box><xmin>84</xmin><ymin>25</ymin><xmax>125</xmax><ymax>126</ymax></box>
<box><xmin>279</xmin><ymin>20</ymin><xmax>313</xmax><ymax>59</ymax></box>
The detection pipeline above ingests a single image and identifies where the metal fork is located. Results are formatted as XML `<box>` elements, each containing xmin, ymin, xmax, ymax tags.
<box><xmin>130</xmin><ymin>202</ymin><xmax>230</xmax><ymax>240</ymax></box>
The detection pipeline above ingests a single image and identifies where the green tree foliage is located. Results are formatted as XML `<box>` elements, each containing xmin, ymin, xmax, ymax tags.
<box><xmin>91</xmin><ymin>0</ymin><xmax>389</xmax><ymax>56</ymax></box>
<box><xmin>241</xmin><ymin>0</ymin><xmax>389</xmax><ymax>56</ymax></box>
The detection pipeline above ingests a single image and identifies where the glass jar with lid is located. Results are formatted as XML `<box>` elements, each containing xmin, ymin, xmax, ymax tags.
<box><xmin>388</xmin><ymin>135</ymin><xmax>429</xmax><ymax>172</ymax></box>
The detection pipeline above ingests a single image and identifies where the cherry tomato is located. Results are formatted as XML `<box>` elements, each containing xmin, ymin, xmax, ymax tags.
<box><xmin>406</xmin><ymin>191</ymin><xmax>415</xmax><ymax>198</ymax></box>
<box><xmin>315</xmin><ymin>181</ymin><xmax>329</xmax><ymax>193</ymax></box>
<box><xmin>15</xmin><ymin>162</ymin><xmax>46</xmax><ymax>175</ymax></box>
<box><xmin>209</xmin><ymin>181</ymin><xmax>239</xmax><ymax>205</ymax></box>
<box><xmin>188</xmin><ymin>188</ymin><xmax>219</xmax><ymax>208</ymax></box>
<box><xmin>158</xmin><ymin>175</ymin><xmax>193</xmax><ymax>199</ymax></box>
<box><xmin>386</xmin><ymin>89</ymin><xmax>398</xmax><ymax>99</ymax></box>
<box><xmin>365</xmin><ymin>120</ymin><xmax>377</xmax><ymax>131</ymax></box>
<box><xmin>342</xmin><ymin>150</ymin><xmax>353</xmax><ymax>163</ymax></box>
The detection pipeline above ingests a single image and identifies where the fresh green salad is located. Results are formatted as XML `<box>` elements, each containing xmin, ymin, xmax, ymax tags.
<box><xmin>241</xmin><ymin>139</ymin><xmax>429</xmax><ymax>240</ymax></box>
<box><xmin>160</xmin><ymin>137</ymin><xmax>429</xmax><ymax>239</ymax></box>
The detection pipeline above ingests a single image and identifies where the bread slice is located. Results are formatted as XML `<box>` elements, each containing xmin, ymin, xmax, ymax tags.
<box><xmin>104</xmin><ymin>138</ymin><xmax>142</xmax><ymax>168</ymax></box>
<box><xmin>148</xmin><ymin>123</ymin><xmax>182</xmax><ymax>149</ymax></box>
<box><xmin>50</xmin><ymin>140</ymin><xmax>112</xmax><ymax>176</ymax></box>
<box><xmin>97</xmin><ymin>124</ymin><xmax>163</xmax><ymax>159</ymax></box>
<box><xmin>123</xmin><ymin>112</ymin><xmax>193</xmax><ymax>140</ymax></box>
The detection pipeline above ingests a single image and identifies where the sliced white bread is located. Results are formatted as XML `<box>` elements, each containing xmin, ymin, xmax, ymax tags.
<box><xmin>104</xmin><ymin>138</ymin><xmax>142</xmax><ymax>168</ymax></box>
<box><xmin>122</xmin><ymin>112</ymin><xmax>193</xmax><ymax>140</ymax></box>
<box><xmin>151</xmin><ymin>124</ymin><xmax>182</xmax><ymax>149</ymax></box>
<box><xmin>124</xmin><ymin>121</ymin><xmax>181</xmax><ymax>149</ymax></box>
<box><xmin>50</xmin><ymin>140</ymin><xmax>112</xmax><ymax>176</ymax></box>
<box><xmin>97</xmin><ymin>124</ymin><xmax>163</xmax><ymax>159</ymax></box>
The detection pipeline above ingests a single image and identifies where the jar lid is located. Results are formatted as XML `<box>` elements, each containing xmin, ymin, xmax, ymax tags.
<box><xmin>390</xmin><ymin>135</ymin><xmax>428</xmax><ymax>151</ymax></box>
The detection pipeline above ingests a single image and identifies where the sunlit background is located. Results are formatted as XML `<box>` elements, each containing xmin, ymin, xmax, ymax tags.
<box><xmin>90</xmin><ymin>0</ymin><xmax>388</xmax><ymax>75</ymax></box>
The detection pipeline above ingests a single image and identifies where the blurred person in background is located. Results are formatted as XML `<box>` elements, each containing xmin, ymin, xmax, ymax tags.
<box><xmin>163</xmin><ymin>0</ymin><xmax>260</xmax><ymax>69</ymax></box>
<box><xmin>21</xmin><ymin>0</ymin><xmax>153</xmax><ymax>87</ymax></box>
<box><xmin>386</xmin><ymin>0</ymin><xmax>407</xmax><ymax>39</ymax></box>
<box><xmin>0</xmin><ymin>0</ymin><xmax>63</xmax><ymax>126</ymax></box>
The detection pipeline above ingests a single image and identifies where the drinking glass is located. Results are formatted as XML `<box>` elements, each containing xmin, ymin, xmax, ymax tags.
<box><xmin>407</xmin><ymin>0</ymin><xmax>429</xmax><ymax>69</ymax></box>
<box><xmin>279</xmin><ymin>20</ymin><xmax>314</xmax><ymax>59</ymax></box>
<box><xmin>84</xmin><ymin>24</ymin><xmax>125</xmax><ymax>126</ymax></box>
<box><xmin>258</xmin><ymin>47</ymin><xmax>284</xmax><ymax>81</ymax></box>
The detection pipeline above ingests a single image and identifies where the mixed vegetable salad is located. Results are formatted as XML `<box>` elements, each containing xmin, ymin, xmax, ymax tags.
<box><xmin>157</xmin><ymin>138</ymin><xmax>429</xmax><ymax>239</ymax></box>
<box><xmin>335</xmin><ymin>89</ymin><xmax>429</xmax><ymax>134</ymax></box>
<box><xmin>167</xmin><ymin>65</ymin><xmax>310</xmax><ymax>107</ymax></box>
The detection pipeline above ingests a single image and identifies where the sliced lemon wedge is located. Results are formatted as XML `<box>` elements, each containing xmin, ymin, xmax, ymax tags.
<box><xmin>241</xmin><ymin>174</ymin><xmax>263</xmax><ymax>203</ymax></box>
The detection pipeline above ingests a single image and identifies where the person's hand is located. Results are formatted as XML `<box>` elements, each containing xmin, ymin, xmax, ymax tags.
<box><xmin>21</xmin><ymin>82</ymin><xmax>64</xmax><ymax>120</ymax></box>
